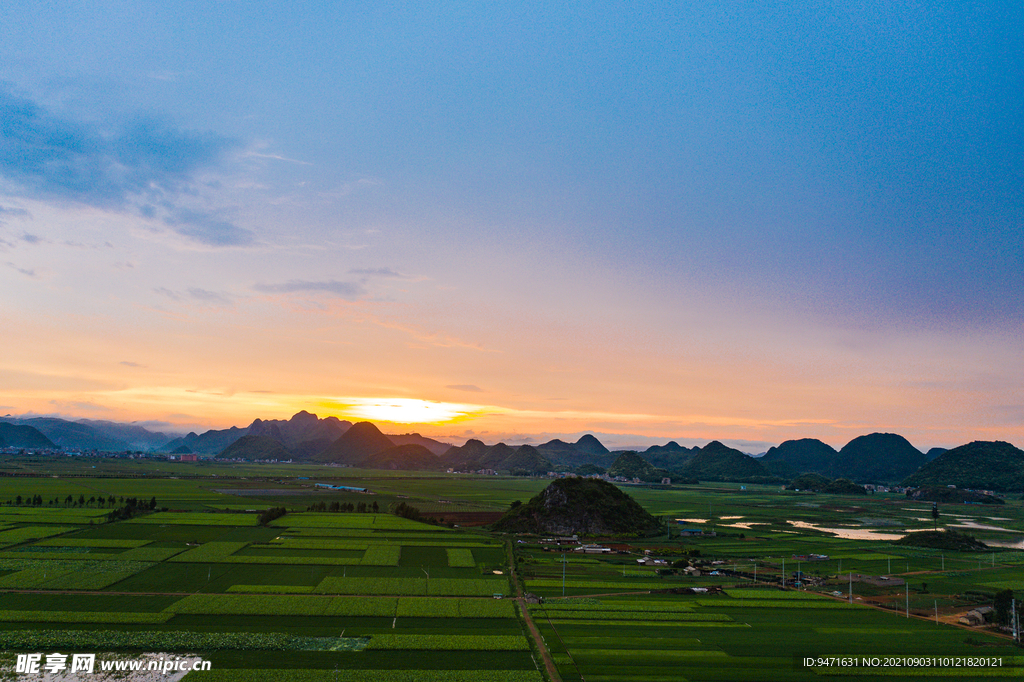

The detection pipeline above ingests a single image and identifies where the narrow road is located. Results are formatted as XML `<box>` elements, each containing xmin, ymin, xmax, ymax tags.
<box><xmin>507</xmin><ymin>540</ymin><xmax>561</xmax><ymax>682</ymax></box>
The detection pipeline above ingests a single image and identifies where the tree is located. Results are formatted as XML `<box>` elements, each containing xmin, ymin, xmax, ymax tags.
<box><xmin>995</xmin><ymin>589</ymin><xmax>1015</xmax><ymax>627</ymax></box>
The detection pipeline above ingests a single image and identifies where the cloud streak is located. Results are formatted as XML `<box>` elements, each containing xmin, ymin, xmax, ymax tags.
<box><xmin>253</xmin><ymin>279</ymin><xmax>367</xmax><ymax>300</ymax></box>
<box><xmin>0</xmin><ymin>86</ymin><xmax>251</xmax><ymax>246</ymax></box>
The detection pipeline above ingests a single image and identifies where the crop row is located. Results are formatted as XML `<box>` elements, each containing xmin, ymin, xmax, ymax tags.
<box><xmin>218</xmin><ymin>555</ymin><xmax>361</xmax><ymax>565</ymax></box>
<box><xmin>396</xmin><ymin>597</ymin><xmax>516</xmax><ymax>619</ymax></box>
<box><xmin>166</xmin><ymin>594</ymin><xmax>396</xmax><ymax>617</ymax></box>
<box><xmin>265</xmin><ymin>539</ymin><xmax>371</xmax><ymax>550</ymax></box>
<box><xmin>546</xmin><ymin>619</ymin><xmax>746</xmax><ymax>628</ymax></box>
<box><xmin>0</xmin><ymin>560</ymin><xmax>153</xmax><ymax>590</ymax></box>
<box><xmin>696</xmin><ymin>599</ymin><xmax>852</xmax><ymax>608</ymax></box>
<box><xmin>0</xmin><ymin>629</ymin><xmax>368</xmax><ymax>651</ymax></box>
<box><xmin>165</xmin><ymin>594</ymin><xmax>516</xmax><ymax>618</ymax></box>
<box><xmin>0</xmin><ymin>526</ymin><xmax>77</xmax><ymax>548</ymax></box>
<box><xmin>315</xmin><ymin>577</ymin><xmax>508</xmax><ymax>596</ymax></box>
<box><xmin>536</xmin><ymin>610</ymin><xmax>730</xmax><ymax>622</ymax></box>
<box><xmin>540</xmin><ymin>601</ymin><xmax>694</xmax><ymax>613</ymax></box>
<box><xmin>446</xmin><ymin>548</ymin><xmax>476</xmax><ymax>568</ymax></box>
<box><xmin>528</xmin><ymin>580</ymin><xmax>670</xmax><ymax>590</ymax></box>
<box><xmin>227</xmin><ymin>585</ymin><xmax>316</xmax><ymax>594</ymax></box>
<box><xmin>116</xmin><ymin>546</ymin><xmax>187</xmax><ymax>561</ymax></box>
<box><xmin>167</xmin><ymin>541</ymin><xmax>249</xmax><ymax>562</ymax></box>
<box><xmin>34</xmin><ymin>538</ymin><xmax>150</xmax><ymax>548</ymax></box>
<box><xmin>187</xmin><ymin>670</ymin><xmax>543</xmax><ymax>682</ymax></box>
<box><xmin>270</xmin><ymin>514</ymin><xmax>439</xmax><ymax>531</ymax></box>
<box><xmin>365</xmin><ymin>635</ymin><xmax>530</xmax><ymax>651</ymax></box>
<box><xmin>127</xmin><ymin>512</ymin><xmax>258</xmax><ymax>526</ymax></box>
<box><xmin>724</xmin><ymin>589</ymin><xmax>828</xmax><ymax>600</ymax></box>
<box><xmin>0</xmin><ymin>610</ymin><xmax>173</xmax><ymax>623</ymax></box>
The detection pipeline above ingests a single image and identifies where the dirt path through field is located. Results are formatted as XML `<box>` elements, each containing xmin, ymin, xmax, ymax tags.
<box><xmin>507</xmin><ymin>540</ymin><xmax>561</xmax><ymax>682</ymax></box>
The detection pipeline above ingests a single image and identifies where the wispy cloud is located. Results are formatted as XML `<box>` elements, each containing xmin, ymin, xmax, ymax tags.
<box><xmin>119</xmin><ymin>361</ymin><xmax>143</xmax><ymax>368</ymax></box>
<box><xmin>446</xmin><ymin>384</ymin><xmax>483</xmax><ymax>392</ymax></box>
<box><xmin>349</xmin><ymin>267</ymin><xmax>417</xmax><ymax>280</ymax></box>
<box><xmin>0</xmin><ymin>205</ymin><xmax>30</xmax><ymax>225</ymax></box>
<box><xmin>154</xmin><ymin>287</ymin><xmax>233</xmax><ymax>306</ymax></box>
<box><xmin>253</xmin><ymin>279</ymin><xmax>367</xmax><ymax>300</ymax></box>
<box><xmin>0</xmin><ymin>85</ymin><xmax>250</xmax><ymax>246</ymax></box>
<box><xmin>5</xmin><ymin>262</ymin><xmax>37</xmax><ymax>278</ymax></box>
<box><xmin>245</xmin><ymin>151</ymin><xmax>312</xmax><ymax>166</ymax></box>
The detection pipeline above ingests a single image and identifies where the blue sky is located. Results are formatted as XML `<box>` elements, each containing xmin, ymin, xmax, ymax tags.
<box><xmin>1</xmin><ymin>1</ymin><xmax>1021</xmax><ymax>450</ymax></box>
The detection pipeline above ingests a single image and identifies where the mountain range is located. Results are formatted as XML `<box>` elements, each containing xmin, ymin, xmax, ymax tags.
<box><xmin>1</xmin><ymin>412</ymin><xmax>1020</xmax><ymax>490</ymax></box>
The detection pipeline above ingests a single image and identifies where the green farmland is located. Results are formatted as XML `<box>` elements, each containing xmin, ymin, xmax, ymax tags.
<box><xmin>0</xmin><ymin>457</ymin><xmax>1022</xmax><ymax>680</ymax></box>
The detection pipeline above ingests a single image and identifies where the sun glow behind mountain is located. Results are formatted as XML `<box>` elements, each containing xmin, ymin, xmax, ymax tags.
<box><xmin>323</xmin><ymin>398</ymin><xmax>483</xmax><ymax>425</ymax></box>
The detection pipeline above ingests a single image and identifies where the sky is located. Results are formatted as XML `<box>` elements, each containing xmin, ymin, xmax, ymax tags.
<box><xmin>1</xmin><ymin>1</ymin><xmax>1021</xmax><ymax>452</ymax></box>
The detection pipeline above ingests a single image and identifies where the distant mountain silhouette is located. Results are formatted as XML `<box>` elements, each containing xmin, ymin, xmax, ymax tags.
<box><xmin>76</xmin><ymin>419</ymin><xmax>171</xmax><ymax>450</ymax></box>
<box><xmin>439</xmin><ymin>439</ymin><xmax>489</xmax><ymax>469</ymax></box>
<box><xmin>161</xmin><ymin>426</ymin><xmax>248</xmax><ymax>455</ymax></box>
<box><xmin>386</xmin><ymin>433</ymin><xmax>452</xmax><ymax>456</ymax></box>
<box><xmin>440</xmin><ymin>440</ymin><xmax>551</xmax><ymax>474</ymax></box>
<box><xmin>217</xmin><ymin>435</ymin><xmax>292</xmax><ymax>460</ymax></box>
<box><xmin>682</xmin><ymin>441</ymin><xmax>776</xmax><ymax>482</ymax></box>
<box><xmin>574</xmin><ymin>434</ymin><xmax>609</xmax><ymax>455</ymax></box>
<box><xmin>474</xmin><ymin>443</ymin><xmax>518</xmax><ymax>469</ymax></box>
<box><xmin>3</xmin><ymin>417</ymin><xmax>133</xmax><ymax>451</ymax></box>
<box><xmin>362</xmin><ymin>444</ymin><xmax>440</xmax><ymax>470</ymax></box>
<box><xmin>501</xmin><ymin>445</ymin><xmax>552</xmax><ymax>474</ymax></box>
<box><xmin>643</xmin><ymin>441</ymin><xmax>697</xmax><ymax>469</ymax></box>
<box><xmin>0</xmin><ymin>422</ymin><xmax>56</xmax><ymax>449</ymax></box>
<box><xmin>832</xmin><ymin>433</ymin><xmax>926</xmax><ymax>483</ymax></box>
<box><xmin>760</xmin><ymin>438</ymin><xmax>838</xmax><ymax>477</ymax></box>
<box><xmin>903</xmin><ymin>441</ymin><xmax>1024</xmax><ymax>492</ymax></box>
<box><xmin>248</xmin><ymin>411</ymin><xmax>351</xmax><ymax>449</ymax></box>
<box><xmin>314</xmin><ymin>421</ymin><xmax>394</xmax><ymax>464</ymax></box>
<box><xmin>535</xmin><ymin>436</ymin><xmax>617</xmax><ymax>468</ymax></box>
<box><xmin>925</xmin><ymin>447</ymin><xmax>947</xmax><ymax>461</ymax></box>
<box><xmin>608</xmin><ymin>451</ymin><xmax>669</xmax><ymax>482</ymax></box>
<box><xmin>538</xmin><ymin>439</ymin><xmax>577</xmax><ymax>452</ymax></box>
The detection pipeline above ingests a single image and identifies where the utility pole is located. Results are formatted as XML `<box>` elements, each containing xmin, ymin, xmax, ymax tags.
<box><xmin>562</xmin><ymin>553</ymin><xmax>566</xmax><ymax>597</ymax></box>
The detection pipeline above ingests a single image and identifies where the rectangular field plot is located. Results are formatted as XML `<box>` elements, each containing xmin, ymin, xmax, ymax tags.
<box><xmin>127</xmin><ymin>512</ymin><xmax>259</xmax><ymax>526</ymax></box>
<box><xmin>541</xmin><ymin>601</ymin><xmax>695</xmax><ymax>613</ymax></box>
<box><xmin>722</xmin><ymin>589</ymin><xmax>830</xmax><ymax>600</ymax></box>
<box><xmin>227</xmin><ymin>585</ymin><xmax>316</xmax><ymax>594</ymax></box>
<box><xmin>396</xmin><ymin>598</ymin><xmax>516</xmax><ymax>619</ymax></box>
<box><xmin>365</xmin><ymin>634</ymin><xmax>530</xmax><ymax>651</ymax></box>
<box><xmin>34</xmin><ymin>538</ymin><xmax>150</xmax><ymax>548</ymax></box>
<box><xmin>314</xmin><ymin>576</ymin><xmax>510</xmax><ymax>596</ymax></box>
<box><xmin>0</xmin><ymin>610</ymin><xmax>173</xmax><ymax>623</ymax></box>
<box><xmin>360</xmin><ymin>544</ymin><xmax>402</xmax><ymax>566</ymax></box>
<box><xmin>166</xmin><ymin>594</ymin><xmax>403</xmax><ymax>617</ymax></box>
<box><xmin>271</xmin><ymin>514</ymin><xmax>447</xmax><ymax>531</ymax></box>
<box><xmin>0</xmin><ymin>558</ymin><xmax>153</xmax><ymax>590</ymax></box>
<box><xmin>0</xmin><ymin>525</ymin><xmax>78</xmax><ymax>548</ymax></box>
<box><xmin>696</xmin><ymin>598</ymin><xmax>850</xmax><ymax>608</ymax></box>
<box><xmin>447</xmin><ymin>548</ymin><xmax>476</xmax><ymax>567</ymax></box>
<box><xmin>540</xmin><ymin>610</ymin><xmax>731</xmax><ymax>622</ymax></box>
<box><xmin>167</xmin><ymin>541</ymin><xmax>248</xmax><ymax>562</ymax></box>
